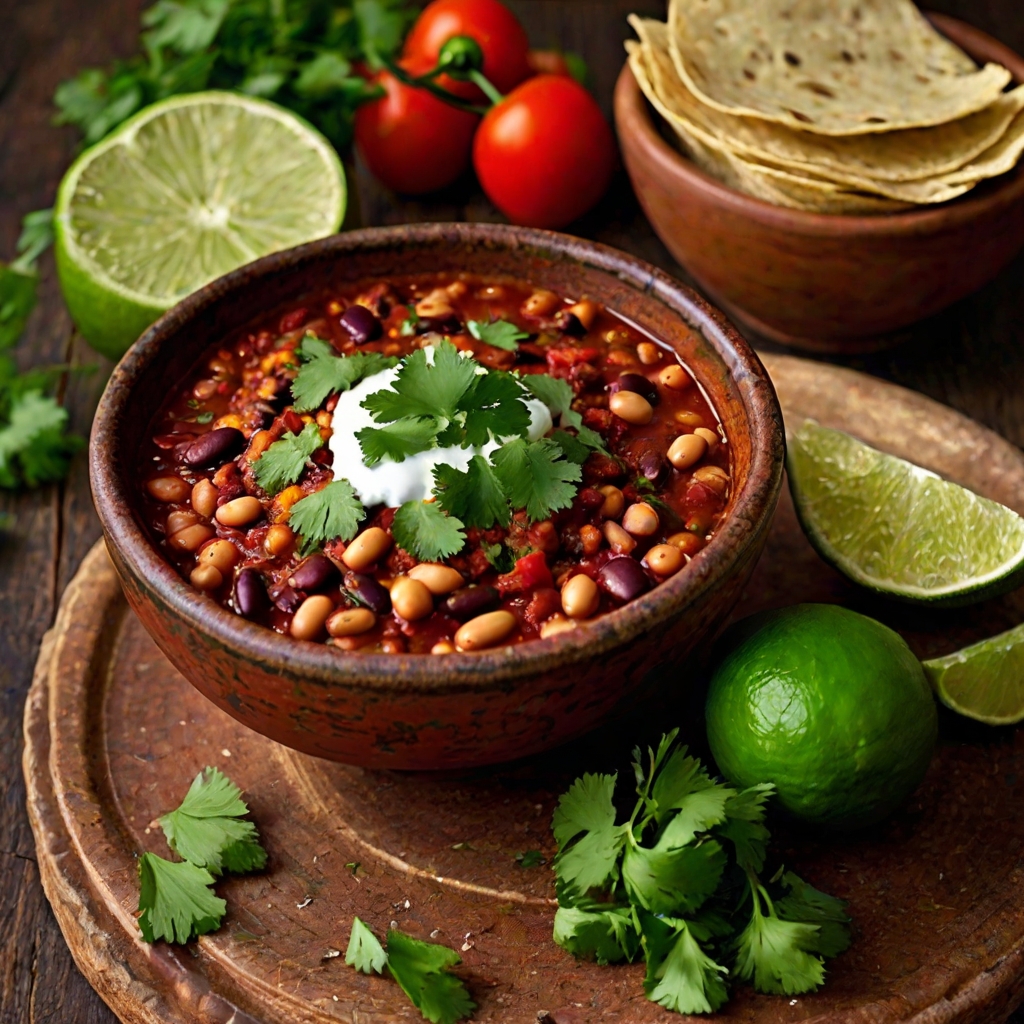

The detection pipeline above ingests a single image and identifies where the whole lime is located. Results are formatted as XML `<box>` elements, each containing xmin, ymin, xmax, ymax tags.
<box><xmin>705</xmin><ymin>604</ymin><xmax>937</xmax><ymax>830</ymax></box>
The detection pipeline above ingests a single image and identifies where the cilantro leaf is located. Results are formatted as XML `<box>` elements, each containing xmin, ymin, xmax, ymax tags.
<box><xmin>158</xmin><ymin>766</ymin><xmax>267</xmax><ymax>876</ymax></box>
<box><xmin>142</xmin><ymin>0</ymin><xmax>231</xmax><ymax>57</ymax></box>
<box><xmin>289</xmin><ymin>479</ymin><xmax>365</xmax><ymax>555</ymax></box>
<box><xmin>522</xmin><ymin>373</ymin><xmax>608</xmax><ymax>453</ymax></box>
<box><xmin>552</xmin><ymin>773</ymin><xmax>629</xmax><ymax>900</ymax></box>
<box><xmin>253</xmin><ymin>421</ymin><xmax>323</xmax><ymax>495</ymax></box>
<box><xmin>433</xmin><ymin>456</ymin><xmax>510</xmax><ymax>529</ymax></box>
<box><xmin>14</xmin><ymin>209</ymin><xmax>55</xmax><ymax>274</ymax></box>
<box><xmin>137</xmin><ymin>852</ymin><xmax>225</xmax><ymax>944</ymax></box>
<box><xmin>358</xmin><ymin>416</ymin><xmax>440</xmax><ymax>465</ymax></box>
<box><xmin>392</xmin><ymin>500</ymin><xmax>466</xmax><ymax>561</ymax></box>
<box><xmin>385</xmin><ymin>928</ymin><xmax>476</xmax><ymax>1024</ymax></box>
<box><xmin>0</xmin><ymin>391</ymin><xmax>82</xmax><ymax>490</ymax></box>
<box><xmin>775</xmin><ymin>872</ymin><xmax>851</xmax><ymax>958</ymax></box>
<box><xmin>550</xmin><ymin>429</ymin><xmax>590</xmax><ymax>465</ymax></box>
<box><xmin>346</xmin><ymin>916</ymin><xmax>387</xmax><ymax>975</ymax></box>
<box><xmin>0</xmin><ymin>266</ymin><xmax>38</xmax><ymax>351</ymax></box>
<box><xmin>483</xmin><ymin>541</ymin><xmax>515</xmax><ymax>573</ymax></box>
<box><xmin>639</xmin><ymin>913</ymin><xmax>729</xmax><ymax>1015</ymax></box>
<box><xmin>292</xmin><ymin>337</ymin><xmax>397</xmax><ymax>412</ymax></box>
<box><xmin>553</xmin><ymin>905</ymin><xmax>640</xmax><ymax>965</ymax></box>
<box><xmin>452</xmin><ymin>370</ymin><xmax>531</xmax><ymax>447</ymax></box>
<box><xmin>363</xmin><ymin>341</ymin><xmax>477</xmax><ymax>425</ymax></box>
<box><xmin>467</xmin><ymin>318</ymin><xmax>528</xmax><ymax>351</ymax></box>
<box><xmin>492</xmin><ymin>437</ymin><xmax>581</xmax><ymax>521</ymax></box>
<box><xmin>622</xmin><ymin>838</ymin><xmax>727</xmax><ymax>916</ymax></box>
<box><xmin>354</xmin><ymin>0</ymin><xmax>411</xmax><ymax>61</ymax></box>
<box><xmin>733</xmin><ymin>884</ymin><xmax>826</xmax><ymax>996</ymax></box>
<box><xmin>716</xmin><ymin>785</ymin><xmax>775</xmax><ymax>873</ymax></box>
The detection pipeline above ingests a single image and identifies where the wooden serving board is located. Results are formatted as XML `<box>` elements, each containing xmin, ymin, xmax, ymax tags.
<box><xmin>23</xmin><ymin>354</ymin><xmax>1024</xmax><ymax>1024</ymax></box>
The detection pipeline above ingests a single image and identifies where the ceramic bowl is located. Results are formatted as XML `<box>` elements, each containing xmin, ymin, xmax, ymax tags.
<box><xmin>90</xmin><ymin>223</ymin><xmax>784</xmax><ymax>770</ymax></box>
<box><xmin>615</xmin><ymin>14</ymin><xmax>1024</xmax><ymax>353</ymax></box>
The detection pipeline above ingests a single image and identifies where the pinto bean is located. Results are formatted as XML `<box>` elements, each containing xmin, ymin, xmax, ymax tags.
<box><xmin>147</xmin><ymin>476</ymin><xmax>190</xmax><ymax>502</ymax></box>
<box><xmin>455</xmin><ymin>610</ymin><xmax>518</xmax><ymax>651</ymax></box>
<box><xmin>291</xmin><ymin>595</ymin><xmax>334</xmax><ymax>640</ymax></box>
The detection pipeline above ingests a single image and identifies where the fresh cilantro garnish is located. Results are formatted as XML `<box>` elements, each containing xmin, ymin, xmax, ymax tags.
<box><xmin>550</xmin><ymin>429</ymin><xmax>590</xmax><ymax>465</ymax></box>
<box><xmin>137</xmin><ymin>853</ymin><xmax>225</xmax><ymax>944</ymax></box>
<box><xmin>357</xmin><ymin>416</ymin><xmax>440</xmax><ymax>465</ymax></box>
<box><xmin>551</xmin><ymin>730</ymin><xmax>851</xmax><ymax>1013</ymax></box>
<box><xmin>467</xmin><ymin>318</ymin><xmax>528</xmax><ymax>351</ymax></box>
<box><xmin>159</xmin><ymin>766</ymin><xmax>267</xmax><ymax>876</ymax></box>
<box><xmin>492</xmin><ymin>437</ymin><xmax>581</xmax><ymax>522</ymax></box>
<box><xmin>363</xmin><ymin>341</ymin><xmax>478</xmax><ymax>424</ymax></box>
<box><xmin>194</xmin><ymin>411</ymin><xmax>214</xmax><ymax>424</ymax></box>
<box><xmin>393</xmin><ymin>500</ymin><xmax>466</xmax><ymax>561</ymax></box>
<box><xmin>483</xmin><ymin>541</ymin><xmax>515</xmax><ymax>573</ymax></box>
<box><xmin>523</xmin><ymin>373</ymin><xmax>608</xmax><ymax>453</ymax></box>
<box><xmin>344</xmin><ymin>919</ymin><xmax>476</xmax><ymax>1024</ymax></box>
<box><xmin>434</xmin><ymin>455</ymin><xmax>510</xmax><ymax>529</ymax></box>
<box><xmin>291</xmin><ymin>336</ymin><xmax>397</xmax><ymax>412</ymax></box>
<box><xmin>516</xmin><ymin>849</ymin><xmax>546</xmax><ymax>868</ymax></box>
<box><xmin>438</xmin><ymin>370</ymin><xmax>531</xmax><ymax>448</ymax></box>
<box><xmin>399</xmin><ymin>306</ymin><xmax>420</xmax><ymax>336</ymax></box>
<box><xmin>0</xmin><ymin>265</ymin><xmax>38</xmax><ymax>351</ymax></box>
<box><xmin>0</xmin><ymin>390</ymin><xmax>83</xmax><ymax>489</ymax></box>
<box><xmin>288</xmin><ymin>479</ymin><xmax>365</xmax><ymax>555</ymax></box>
<box><xmin>136</xmin><ymin>766</ymin><xmax>267</xmax><ymax>946</ymax></box>
<box><xmin>253</xmin><ymin>421</ymin><xmax>323</xmax><ymax>495</ymax></box>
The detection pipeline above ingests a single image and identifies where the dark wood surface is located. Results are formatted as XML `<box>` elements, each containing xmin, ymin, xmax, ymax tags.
<box><xmin>5</xmin><ymin>0</ymin><xmax>1024</xmax><ymax>1021</ymax></box>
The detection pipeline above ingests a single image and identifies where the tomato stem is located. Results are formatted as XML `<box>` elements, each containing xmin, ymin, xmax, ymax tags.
<box><xmin>465</xmin><ymin>68</ymin><xmax>504</xmax><ymax>106</ymax></box>
<box><xmin>382</xmin><ymin>58</ymin><xmax>490</xmax><ymax>115</ymax></box>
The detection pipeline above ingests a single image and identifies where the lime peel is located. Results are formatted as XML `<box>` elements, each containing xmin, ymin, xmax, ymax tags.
<box><xmin>924</xmin><ymin>621</ymin><xmax>1024</xmax><ymax>725</ymax></box>
<box><xmin>787</xmin><ymin>420</ymin><xmax>1024</xmax><ymax>606</ymax></box>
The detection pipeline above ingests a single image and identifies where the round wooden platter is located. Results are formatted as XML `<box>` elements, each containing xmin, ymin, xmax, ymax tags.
<box><xmin>23</xmin><ymin>354</ymin><xmax>1024</xmax><ymax>1024</ymax></box>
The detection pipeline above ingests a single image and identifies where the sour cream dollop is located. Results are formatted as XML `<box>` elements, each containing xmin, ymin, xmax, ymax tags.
<box><xmin>328</xmin><ymin>364</ymin><xmax>553</xmax><ymax>508</ymax></box>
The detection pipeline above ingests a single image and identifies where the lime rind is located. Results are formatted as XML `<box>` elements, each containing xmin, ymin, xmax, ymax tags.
<box><xmin>54</xmin><ymin>91</ymin><xmax>346</xmax><ymax>359</ymax></box>
<box><xmin>787</xmin><ymin>420</ymin><xmax>1024</xmax><ymax>606</ymax></box>
<box><xmin>923</xmin><ymin>621</ymin><xmax>1024</xmax><ymax>725</ymax></box>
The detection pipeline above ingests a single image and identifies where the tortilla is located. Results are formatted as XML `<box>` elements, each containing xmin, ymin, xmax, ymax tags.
<box><xmin>666</xmin><ymin>0</ymin><xmax>1012</xmax><ymax>135</ymax></box>
<box><xmin>629</xmin><ymin>16</ymin><xmax>1024</xmax><ymax>183</ymax></box>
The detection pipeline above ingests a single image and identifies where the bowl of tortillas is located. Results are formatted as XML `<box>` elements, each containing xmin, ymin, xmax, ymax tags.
<box><xmin>614</xmin><ymin>2</ymin><xmax>1024</xmax><ymax>352</ymax></box>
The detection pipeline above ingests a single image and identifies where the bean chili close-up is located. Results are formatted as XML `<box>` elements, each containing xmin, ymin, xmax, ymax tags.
<box><xmin>139</xmin><ymin>274</ymin><xmax>732</xmax><ymax>654</ymax></box>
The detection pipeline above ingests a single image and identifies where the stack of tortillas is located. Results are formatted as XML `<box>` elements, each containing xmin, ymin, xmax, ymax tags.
<box><xmin>626</xmin><ymin>0</ymin><xmax>1024</xmax><ymax>214</ymax></box>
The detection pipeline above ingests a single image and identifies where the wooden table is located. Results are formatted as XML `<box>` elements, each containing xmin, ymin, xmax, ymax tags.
<box><xmin>4</xmin><ymin>1</ymin><xmax>1024</xmax><ymax>1020</ymax></box>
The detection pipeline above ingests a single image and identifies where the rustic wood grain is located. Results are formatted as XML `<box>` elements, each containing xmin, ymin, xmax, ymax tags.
<box><xmin>26</xmin><ymin>358</ymin><xmax>1024</xmax><ymax>1024</ymax></box>
<box><xmin>6</xmin><ymin>0</ymin><xmax>1024</xmax><ymax>1021</ymax></box>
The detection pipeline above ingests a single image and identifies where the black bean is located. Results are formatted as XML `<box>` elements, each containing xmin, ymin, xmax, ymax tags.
<box><xmin>417</xmin><ymin>314</ymin><xmax>462</xmax><ymax>335</ymax></box>
<box><xmin>273</xmin><ymin>585</ymin><xmax>303</xmax><ymax>614</ymax></box>
<box><xmin>597</xmin><ymin>557</ymin><xmax>651</xmax><ymax>603</ymax></box>
<box><xmin>340</xmin><ymin>304</ymin><xmax>383</xmax><ymax>344</ymax></box>
<box><xmin>345</xmin><ymin>572</ymin><xmax>392</xmax><ymax>616</ymax></box>
<box><xmin>640</xmin><ymin>450</ymin><xmax>669</xmax><ymax>488</ymax></box>
<box><xmin>289</xmin><ymin>554</ymin><xmax>339</xmax><ymax>592</ymax></box>
<box><xmin>183</xmin><ymin>427</ymin><xmax>245</xmax><ymax>468</ymax></box>
<box><xmin>444</xmin><ymin>585</ymin><xmax>500</xmax><ymax>621</ymax></box>
<box><xmin>235</xmin><ymin>568</ymin><xmax>269</xmax><ymax>618</ymax></box>
<box><xmin>555</xmin><ymin>310</ymin><xmax>586</xmax><ymax>337</ymax></box>
<box><xmin>609</xmin><ymin>372</ymin><xmax>659</xmax><ymax>405</ymax></box>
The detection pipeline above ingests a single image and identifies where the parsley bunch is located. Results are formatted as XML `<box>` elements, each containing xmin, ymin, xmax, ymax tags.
<box><xmin>137</xmin><ymin>767</ymin><xmax>267</xmax><ymax>944</ymax></box>
<box><xmin>552</xmin><ymin>731</ymin><xmax>851</xmax><ymax>1014</ymax></box>
<box><xmin>346</xmin><ymin>917</ymin><xmax>475</xmax><ymax>1024</ymax></box>
<box><xmin>53</xmin><ymin>0</ymin><xmax>416</xmax><ymax>151</ymax></box>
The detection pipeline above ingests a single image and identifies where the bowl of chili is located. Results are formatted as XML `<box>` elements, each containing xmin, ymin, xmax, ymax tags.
<box><xmin>90</xmin><ymin>223</ymin><xmax>784</xmax><ymax>770</ymax></box>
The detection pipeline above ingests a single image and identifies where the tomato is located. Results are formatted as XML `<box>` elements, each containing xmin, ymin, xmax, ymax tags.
<box><xmin>354</xmin><ymin>59</ymin><xmax>479</xmax><ymax>195</ymax></box>
<box><xmin>473</xmin><ymin>75</ymin><xmax>616</xmax><ymax>229</ymax></box>
<box><xmin>403</xmin><ymin>0</ymin><xmax>531</xmax><ymax>101</ymax></box>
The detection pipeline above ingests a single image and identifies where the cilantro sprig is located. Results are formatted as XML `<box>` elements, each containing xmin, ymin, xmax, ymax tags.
<box><xmin>467</xmin><ymin>318</ymin><xmax>528</xmax><ymax>352</ymax></box>
<box><xmin>253</xmin><ymin>420</ymin><xmax>323</xmax><ymax>495</ymax></box>
<box><xmin>551</xmin><ymin>731</ymin><xmax>851</xmax><ymax>1014</ymax></box>
<box><xmin>288</xmin><ymin>478</ymin><xmax>365</xmax><ymax>555</ymax></box>
<box><xmin>345</xmin><ymin>917</ymin><xmax>475</xmax><ymax>1024</ymax></box>
<box><xmin>137</xmin><ymin>767</ymin><xmax>267</xmax><ymax>945</ymax></box>
<box><xmin>291</xmin><ymin>335</ymin><xmax>397</xmax><ymax>413</ymax></box>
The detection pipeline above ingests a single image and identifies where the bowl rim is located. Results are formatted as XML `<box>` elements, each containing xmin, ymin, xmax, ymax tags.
<box><xmin>90</xmin><ymin>222</ymin><xmax>784</xmax><ymax>694</ymax></box>
<box><xmin>614</xmin><ymin>11</ymin><xmax>1024</xmax><ymax>237</ymax></box>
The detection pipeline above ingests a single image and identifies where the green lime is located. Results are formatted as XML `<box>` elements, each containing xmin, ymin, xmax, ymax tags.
<box><xmin>706</xmin><ymin>604</ymin><xmax>937</xmax><ymax>829</ymax></box>
<box><xmin>787</xmin><ymin>420</ymin><xmax>1024</xmax><ymax>606</ymax></box>
<box><xmin>923</xmin><ymin>621</ymin><xmax>1024</xmax><ymax>724</ymax></box>
<box><xmin>54</xmin><ymin>91</ymin><xmax>346</xmax><ymax>361</ymax></box>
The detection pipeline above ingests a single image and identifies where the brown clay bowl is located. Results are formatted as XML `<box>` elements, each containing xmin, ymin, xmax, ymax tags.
<box><xmin>90</xmin><ymin>223</ymin><xmax>784</xmax><ymax>771</ymax></box>
<box><xmin>615</xmin><ymin>14</ymin><xmax>1024</xmax><ymax>353</ymax></box>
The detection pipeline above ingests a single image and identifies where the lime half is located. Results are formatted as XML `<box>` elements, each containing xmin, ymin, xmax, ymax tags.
<box><xmin>787</xmin><ymin>420</ymin><xmax>1024</xmax><ymax>606</ymax></box>
<box><xmin>924</xmin><ymin>622</ymin><xmax>1024</xmax><ymax>725</ymax></box>
<box><xmin>54</xmin><ymin>91</ymin><xmax>346</xmax><ymax>360</ymax></box>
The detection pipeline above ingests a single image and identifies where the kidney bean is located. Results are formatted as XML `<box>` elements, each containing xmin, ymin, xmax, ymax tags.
<box><xmin>235</xmin><ymin>568</ymin><xmax>269</xmax><ymax>618</ymax></box>
<box><xmin>444</xmin><ymin>585</ymin><xmax>500</xmax><ymax>621</ymax></box>
<box><xmin>639</xmin><ymin>450</ymin><xmax>668</xmax><ymax>487</ymax></box>
<box><xmin>340</xmin><ymin>304</ymin><xmax>383</xmax><ymax>344</ymax></box>
<box><xmin>609</xmin><ymin>372</ymin><xmax>658</xmax><ymax>405</ymax></box>
<box><xmin>273</xmin><ymin>586</ymin><xmax>303</xmax><ymax>614</ymax></box>
<box><xmin>597</xmin><ymin>557</ymin><xmax>651</xmax><ymax>603</ymax></box>
<box><xmin>183</xmin><ymin>427</ymin><xmax>245</xmax><ymax>468</ymax></box>
<box><xmin>289</xmin><ymin>553</ymin><xmax>339</xmax><ymax>592</ymax></box>
<box><xmin>344</xmin><ymin>572</ymin><xmax>392</xmax><ymax>616</ymax></box>
<box><xmin>554</xmin><ymin>309</ymin><xmax>586</xmax><ymax>336</ymax></box>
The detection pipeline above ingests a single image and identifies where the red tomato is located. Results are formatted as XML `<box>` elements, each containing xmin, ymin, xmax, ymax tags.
<box><xmin>473</xmin><ymin>75</ymin><xmax>616</xmax><ymax>229</ymax></box>
<box><xmin>354</xmin><ymin>59</ymin><xmax>479</xmax><ymax>195</ymax></box>
<box><xmin>403</xmin><ymin>0</ymin><xmax>531</xmax><ymax>101</ymax></box>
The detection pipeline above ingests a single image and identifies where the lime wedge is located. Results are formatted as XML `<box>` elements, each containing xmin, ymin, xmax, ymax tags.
<box><xmin>54</xmin><ymin>91</ymin><xmax>346</xmax><ymax>361</ymax></box>
<box><xmin>787</xmin><ymin>420</ymin><xmax>1024</xmax><ymax>605</ymax></box>
<box><xmin>924</xmin><ymin>622</ymin><xmax>1024</xmax><ymax>724</ymax></box>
